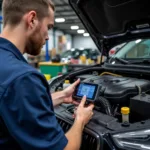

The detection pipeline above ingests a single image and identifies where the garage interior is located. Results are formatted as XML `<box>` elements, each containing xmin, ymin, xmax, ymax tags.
<box><xmin>1</xmin><ymin>0</ymin><xmax>149</xmax><ymax>150</ymax></box>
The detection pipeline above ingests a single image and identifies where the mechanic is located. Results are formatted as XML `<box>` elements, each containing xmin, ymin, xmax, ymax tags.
<box><xmin>0</xmin><ymin>0</ymin><xmax>94</xmax><ymax>150</ymax></box>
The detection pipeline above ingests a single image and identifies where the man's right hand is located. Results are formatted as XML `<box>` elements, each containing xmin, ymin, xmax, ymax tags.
<box><xmin>75</xmin><ymin>96</ymin><xmax>94</xmax><ymax>126</ymax></box>
<box><xmin>64</xmin><ymin>96</ymin><xmax>94</xmax><ymax>150</ymax></box>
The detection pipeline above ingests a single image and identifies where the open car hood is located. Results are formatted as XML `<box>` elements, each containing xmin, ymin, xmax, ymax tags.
<box><xmin>69</xmin><ymin>0</ymin><xmax>150</xmax><ymax>55</ymax></box>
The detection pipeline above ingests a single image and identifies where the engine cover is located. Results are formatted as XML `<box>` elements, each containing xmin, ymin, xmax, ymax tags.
<box><xmin>81</xmin><ymin>75</ymin><xmax>150</xmax><ymax>104</ymax></box>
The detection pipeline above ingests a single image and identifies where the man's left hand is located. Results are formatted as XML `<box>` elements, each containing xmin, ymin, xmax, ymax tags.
<box><xmin>62</xmin><ymin>79</ymin><xmax>80</xmax><ymax>105</ymax></box>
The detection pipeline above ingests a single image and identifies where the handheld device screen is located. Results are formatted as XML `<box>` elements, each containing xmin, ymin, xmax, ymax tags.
<box><xmin>76</xmin><ymin>83</ymin><xmax>97</xmax><ymax>100</ymax></box>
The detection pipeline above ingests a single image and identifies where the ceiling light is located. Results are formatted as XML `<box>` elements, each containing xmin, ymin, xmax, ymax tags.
<box><xmin>55</xmin><ymin>18</ymin><xmax>65</xmax><ymax>23</ymax></box>
<box><xmin>71</xmin><ymin>26</ymin><xmax>79</xmax><ymax>30</ymax></box>
<box><xmin>83</xmin><ymin>33</ymin><xmax>89</xmax><ymax>37</ymax></box>
<box><xmin>79</xmin><ymin>48</ymin><xmax>84</xmax><ymax>50</ymax></box>
<box><xmin>77</xmin><ymin>29</ymin><xmax>85</xmax><ymax>34</ymax></box>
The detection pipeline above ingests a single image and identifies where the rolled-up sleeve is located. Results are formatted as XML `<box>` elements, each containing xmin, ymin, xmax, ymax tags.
<box><xmin>0</xmin><ymin>72</ymin><xmax>68</xmax><ymax>150</ymax></box>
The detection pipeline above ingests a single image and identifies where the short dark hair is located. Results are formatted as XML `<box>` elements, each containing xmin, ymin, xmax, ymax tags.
<box><xmin>2</xmin><ymin>0</ymin><xmax>55</xmax><ymax>27</ymax></box>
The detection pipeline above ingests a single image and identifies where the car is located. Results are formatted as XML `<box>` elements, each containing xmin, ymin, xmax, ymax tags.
<box><xmin>49</xmin><ymin>0</ymin><xmax>150</xmax><ymax>150</ymax></box>
<box><xmin>61</xmin><ymin>48</ymin><xmax>100</xmax><ymax>64</ymax></box>
<box><xmin>109</xmin><ymin>43</ymin><xmax>126</xmax><ymax>57</ymax></box>
<box><xmin>109</xmin><ymin>39</ymin><xmax>150</xmax><ymax>64</ymax></box>
<box><xmin>61</xmin><ymin>49</ymin><xmax>78</xmax><ymax>63</ymax></box>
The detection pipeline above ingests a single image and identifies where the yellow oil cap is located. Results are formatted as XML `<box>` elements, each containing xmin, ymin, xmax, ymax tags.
<box><xmin>65</xmin><ymin>80</ymin><xmax>70</xmax><ymax>84</ymax></box>
<box><xmin>44</xmin><ymin>74</ymin><xmax>51</xmax><ymax>81</ymax></box>
<box><xmin>121</xmin><ymin>107</ymin><xmax>130</xmax><ymax>115</ymax></box>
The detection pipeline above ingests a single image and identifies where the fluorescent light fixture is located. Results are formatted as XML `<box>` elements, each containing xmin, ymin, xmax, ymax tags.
<box><xmin>77</xmin><ymin>29</ymin><xmax>85</xmax><ymax>34</ymax></box>
<box><xmin>71</xmin><ymin>26</ymin><xmax>79</xmax><ymax>30</ymax></box>
<box><xmin>79</xmin><ymin>48</ymin><xmax>84</xmax><ymax>50</ymax></box>
<box><xmin>83</xmin><ymin>33</ymin><xmax>89</xmax><ymax>37</ymax></box>
<box><xmin>55</xmin><ymin>18</ymin><xmax>65</xmax><ymax>23</ymax></box>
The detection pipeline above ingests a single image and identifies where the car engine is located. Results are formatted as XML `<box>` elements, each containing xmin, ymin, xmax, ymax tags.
<box><xmin>73</xmin><ymin>74</ymin><xmax>150</xmax><ymax>121</ymax></box>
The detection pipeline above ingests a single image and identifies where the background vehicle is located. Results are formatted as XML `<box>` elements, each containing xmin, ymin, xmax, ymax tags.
<box><xmin>109</xmin><ymin>43</ymin><xmax>126</xmax><ymax>57</ymax></box>
<box><xmin>49</xmin><ymin>0</ymin><xmax>150</xmax><ymax>150</ymax></box>
<box><xmin>61</xmin><ymin>48</ymin><xmax>100</xmax><ymax>64</ymax></box>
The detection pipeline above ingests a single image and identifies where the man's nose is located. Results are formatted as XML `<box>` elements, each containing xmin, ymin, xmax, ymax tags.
<box><xmin>46</xmin><ymin>36</ymin><xmax>49</xmax><ymax>40</ymax></box>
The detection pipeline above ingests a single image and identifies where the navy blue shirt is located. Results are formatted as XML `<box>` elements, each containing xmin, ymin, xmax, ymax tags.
<box><xmin>0</xmin><ymin>38</ymin><xmax>68</xmax><ymax>150</ymax></box>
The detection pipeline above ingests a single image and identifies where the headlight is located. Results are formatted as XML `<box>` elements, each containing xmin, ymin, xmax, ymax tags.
<box><xmin>112</xmin><ymin>129</ymin><xmax>150</xmax><ymax>150</ymax></box>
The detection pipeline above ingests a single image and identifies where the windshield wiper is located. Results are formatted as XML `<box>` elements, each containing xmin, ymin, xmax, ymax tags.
<box><xmin>111</xmin><ymin>57</ymin><xmax>129</xmax><ymax>64</ymax></box>
<box><xmin>128</xmin><ymin>59</ymin><xmax>150</xmax><ymax>65</ymax></box>
<box><xmin>111</xmin><ymin>57</ymin><xmax>150</xmax><ymax>65</ymax></box>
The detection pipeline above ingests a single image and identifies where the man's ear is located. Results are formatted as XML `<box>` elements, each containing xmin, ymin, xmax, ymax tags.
<box><xmin>26</xmin><ymin>11</ymin><xmax>38</xmax><ymax>29</ymax></box>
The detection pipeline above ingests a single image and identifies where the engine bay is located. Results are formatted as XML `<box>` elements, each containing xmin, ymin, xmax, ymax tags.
<box><xmin>51</xmin><ymin>70</ymin><xmax>150</xmax><ymax>125</ymax></box>
<box><xmin>50</xmin><ymin>68</ymin><xmax>150</xmax><ymax>149</ymax></box>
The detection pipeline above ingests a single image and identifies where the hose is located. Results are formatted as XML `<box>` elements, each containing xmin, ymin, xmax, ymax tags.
<box><xmin>100</xmin><ymin>72</ymin><xmax>122</xmax><ymax>77</ymax></box>
<box><xmin>98</xmin><ymin>96</ymin><xmax>112</xmax><ymax>116</ymax></box>
<box><xmin>135</xmin><ymin>85</ymin><xmax>142</xmax><ymax>95</ymax></box>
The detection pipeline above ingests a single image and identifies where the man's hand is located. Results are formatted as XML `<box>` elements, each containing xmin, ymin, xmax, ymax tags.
<box><xmin>75</xmin><ymin>96</ymin><xmax>94</xmax><ymax>126</ymax></box>
<box><xmin>64</xmin><ymin>96</ymin><xmax>94</xmax><ymax>150</ymax></box>
<box><xmin>62</xmin><ymin>79</ymin><xmax>80</xmax><ymax>105</ymax></box>
<box><xmin>51</xmin><ymin>79</ymin><xmax>80</xmax><ymax>107</ymax></box>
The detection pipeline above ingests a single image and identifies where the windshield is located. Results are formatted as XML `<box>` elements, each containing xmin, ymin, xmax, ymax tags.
<box><xmin>114</xmin><ymin>39</ymin><xmax>150</xmax><ymax>59</ymax></box>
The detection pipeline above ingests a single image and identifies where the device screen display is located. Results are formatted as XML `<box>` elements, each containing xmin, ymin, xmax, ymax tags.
<box><xmin>76</xmin><ymin>83</ymin><xmax>97</xmax><ymax>100</ymax></box>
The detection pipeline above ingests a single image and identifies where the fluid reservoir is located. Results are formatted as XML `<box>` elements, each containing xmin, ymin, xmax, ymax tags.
<box><xmin>63</xmin><ymin>80</ymin><xmax>71</xmax><ymax>89</ymax></box>
<box><xmin>121</xmin><ymin>107</ymin><xmax>130</xmax><ymax>123</ymax></box>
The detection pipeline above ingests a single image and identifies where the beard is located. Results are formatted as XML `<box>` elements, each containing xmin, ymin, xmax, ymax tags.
<box><xmin>25</xmin><ymin>25</ymin><xmax>44</xmax><ymax>56</ymax></box>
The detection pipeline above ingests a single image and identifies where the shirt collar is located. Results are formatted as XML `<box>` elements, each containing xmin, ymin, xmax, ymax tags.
<box><xmin>0</xmin><ymin>37</ymin><xmax>28</xmax><ymax>63</ymax></box>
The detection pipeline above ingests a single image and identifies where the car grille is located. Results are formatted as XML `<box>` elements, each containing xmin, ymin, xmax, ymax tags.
<box><xmin>57</xmin><ymin>117</ymin><xmax>99</xmax><ymax>150</ymax></box>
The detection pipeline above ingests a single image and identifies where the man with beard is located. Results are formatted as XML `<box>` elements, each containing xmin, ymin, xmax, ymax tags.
<box><xmin>0</xmin><ymin>0</ymin><xmax>94</xmax><ymax>150</ymax></box>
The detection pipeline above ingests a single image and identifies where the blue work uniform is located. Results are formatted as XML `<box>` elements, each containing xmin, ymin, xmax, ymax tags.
<box><xmin>0</xmin><ymin>38</ymin><xmax>68</xmax><ymax>150</ymax></box>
